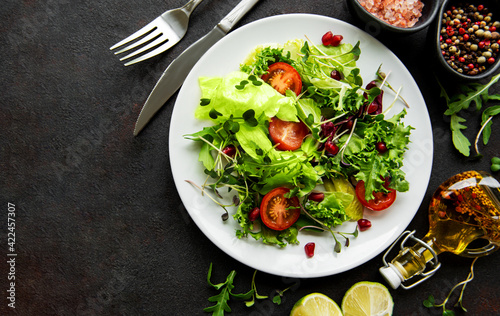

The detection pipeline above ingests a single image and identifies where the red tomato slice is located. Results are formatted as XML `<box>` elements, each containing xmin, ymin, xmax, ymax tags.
<box><xmin>261</xmin><ymin>62</ymin><xmax>302</xmax><ymax>95</ymax></box>
<box><xmin>269</xmin><ymin>117</ymin><xmax>309</xmax><ymax>151</ymax></box>
<box><xmin>355</xmin><ymin>180</ymin><xmax>396</xmax><ymax>211</ymax></box>
<box><xmin>260</xmin><ymin>187</ymin><xmax>301</xmax><ymax>231</ymax></box>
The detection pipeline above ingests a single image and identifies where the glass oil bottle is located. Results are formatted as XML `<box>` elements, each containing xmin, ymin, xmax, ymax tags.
<box><xmin>379</xmin><ymin>171</ymin><xmax>500</xmax><ymax>289</ymax></box>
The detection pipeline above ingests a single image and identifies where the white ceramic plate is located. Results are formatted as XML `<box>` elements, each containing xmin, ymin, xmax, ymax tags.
<box><xmin>169</xmin><ymin>14</ymin><xmax>433</xmax><ymax>278</ymax></box>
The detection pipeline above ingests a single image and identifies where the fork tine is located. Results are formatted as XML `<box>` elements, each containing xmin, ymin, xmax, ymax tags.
<box><xmin>113</xmin><ymin>28</ymin><xmax>161</xmax><ymax>55</ymax></box>
<box><xmin>109</xmin><ymin>18</ymin><xmax>160</xmax><ymax>51</ymax></box>
<box><xmin>123</xmin><ymin>39</ymin><xmax>179</xmax><ymax>66</ymax></box>
<box><xmin>118</xmin><ymin>35</ymin><xmax>171</xmax><ymax>62</ymax></box>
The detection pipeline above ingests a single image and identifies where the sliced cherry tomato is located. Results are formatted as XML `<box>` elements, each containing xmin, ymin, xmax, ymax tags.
<box><xmin>261</xmin><ymin>62</ymin><xmax>302</xmax><ymax>95</ymax></box>
<box><xmin>355</xmin><ymin>180</ymin><xmax>396</xmax><ymax>211</ymax></box>
<box><xmin>269</xmin><ymin>117</ymin><xmax>309</xmax><ymax>151</ymax></box>
<box><xmin>260</xmin><ymin>187</ymin><xmax>301</xmax><ymax>231</ymax></box>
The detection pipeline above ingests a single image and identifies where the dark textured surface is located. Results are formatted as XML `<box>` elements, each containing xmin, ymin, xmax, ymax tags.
<box><xmin>1</xmin><ymin>0</ymin><xmax>500</xmax><ymax>315</ymax></box>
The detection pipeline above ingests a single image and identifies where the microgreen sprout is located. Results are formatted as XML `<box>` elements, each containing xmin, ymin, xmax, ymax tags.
<box><xmin>338</xmin><ymin>118</ymin><xmax>358</xmax><ymax>160</ymax></box>
<box><xmin>185</xmin><ymin>180</ymin><xmax>235</xmax><ymax>221</ymax></box>
<box><xmin>299</xmin><ymin>203</ymin><xmax>358</xmax><ymax>253</ymax></box>
<box><xmin>376</xmin><ymin>65</ymin><xmax>409</xmax><ymax>108</ymax></box>
<box><xmin>200</xmin><ymin>98</ymin><xmax>211</xmax><ymax>106</ymax></box>
<box><xmin>235</xmin><ymin>75</ymin><xmax>263</xmax><ymax>90</ymax></box>
<box><xmin>382</xmin><ymin>86</ymin><xmax>402</xmax><ymax>116</ymax></box>
<box><xmin>423</xmin><ymin>258</ymin><xmax>478</xmax><ymax>316</ymax></box>
<box><xmin>244</xmin><ymin>270</ymin><xmax>268</xmax><ymax>307</ymax></box>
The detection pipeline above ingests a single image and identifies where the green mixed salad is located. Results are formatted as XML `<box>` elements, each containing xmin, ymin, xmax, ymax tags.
<box><xmin>185</xmin><ymin>34</ymin><xmax>413</xmax><ymax>252</ymax></box>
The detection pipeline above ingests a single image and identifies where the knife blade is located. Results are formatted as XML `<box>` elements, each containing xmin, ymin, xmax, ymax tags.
<box><xmin>133</xmin><ymin>0</ymin><xmax>261</xmax><ymax>136</ymax></box>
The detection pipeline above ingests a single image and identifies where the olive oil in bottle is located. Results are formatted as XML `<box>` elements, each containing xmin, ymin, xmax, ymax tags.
<box><xmin>380</xmin><ymin>171</ymin><xmax>500</xmax><ymax>289</ymax></box>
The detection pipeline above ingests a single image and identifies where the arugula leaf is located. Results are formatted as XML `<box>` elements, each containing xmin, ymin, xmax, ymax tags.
<box><xmin>450</xmin><ymin>114</ymin><xmax>471</xmax><ymax>157</ymax></box>
<box><xmin>440</xmin><ymin>73</ymin><xmax>500</xmax><ymax>156</ymax></box>
<box><xmin>444</xmin><ymin>73</ymin><xmax>500</xmax><ymax>116</ymax></box>
<box><xmin>481</xmin><ymin>105</ymin><xmax>500</xmax><ymax>145</ymax></box>
<box><xmin>205</xmin><ymin>263</ymin><xmax>236</xmax><ymax>315</ymax></box>
<box><xmin>204</xmin><ymin>263</ymin><xmax>256</xmax><ymax>316</ymax></box>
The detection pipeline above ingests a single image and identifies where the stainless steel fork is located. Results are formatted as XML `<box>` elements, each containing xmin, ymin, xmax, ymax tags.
<box><xmin>110</xmin><ymin>0</ymin><xmax>204</xmax><ymax>66</ymax></box>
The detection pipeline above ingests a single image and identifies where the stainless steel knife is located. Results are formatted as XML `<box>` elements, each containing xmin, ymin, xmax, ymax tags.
<box><xmin>133</xmin><ymin>0</ymin><xmax>261</xmax><ymax>136</ymax></box>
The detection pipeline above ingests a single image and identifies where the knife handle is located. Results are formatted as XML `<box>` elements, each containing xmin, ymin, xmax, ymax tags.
<box><xmin>218</xmin><ymin>0</ymin><xmax>260</xmax><ymax>33</ymax></box>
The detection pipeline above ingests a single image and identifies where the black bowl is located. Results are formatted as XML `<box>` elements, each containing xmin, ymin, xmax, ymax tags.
<box><xmin>346</xmin><ymin>0</ymin><xmax>440</xmax><ymax>35</ymax></box>
<box><xmin>433</xmin><ymin>0</ymin><xmax>500</xmax><ymax>81</ymax></box>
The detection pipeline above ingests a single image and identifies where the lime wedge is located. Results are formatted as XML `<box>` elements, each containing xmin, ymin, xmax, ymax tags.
<box><xmin>324</xmin><ymin>177</ymin><xmax>364</xmax><ymax>221</ymax></box>
<box><xmin>341</xmin><ymin>281</ymin><xmax>394</xmax><ymax>316</ymax></box>
<box><xmin>290</xmin><ymin>292</ymin><xmax>343</xmax><ymax>316</ymax></box>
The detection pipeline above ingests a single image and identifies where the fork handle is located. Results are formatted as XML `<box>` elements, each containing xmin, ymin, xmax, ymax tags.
<box><xmin>181</xmin><ymin>0</ymin><xmax>204</xmax><ymax>16</ymax></box>
<box><xmin>218</xmin><ymin>0</ymin><xmax>260</xmax><ymax>33</ymax></box>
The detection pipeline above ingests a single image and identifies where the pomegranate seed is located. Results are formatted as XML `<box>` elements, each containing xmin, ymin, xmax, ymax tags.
<box><xmin>357</xmin><ymin>219</ymin><xmax>372</xmax><ymax>231</ymax></box>
<box><xmin>222</xmin><ymin>145</ymin><xmax>236</xmax><ymax>157</ymax></box>
<box><xmin>304</xmin><ymin>242</ymin><xmax>315</xmax><ymax>258</ymax></box>
<box><xmin>248</xmin><ymin>207</ymin><xmax>260</xmax><ymax>221</ymax></box>
<box><xmin>322</xmin><ymin>31</ymin><xmax>343</xmax><ymax>46</ymax></box>
<box><xmin>330</xmin><ymin>35</ymin><xmax>343</xmax><ymax>46</ymax></box>
<box><xmin>330</xmin><ymin>70</ymin><xmax>343</xmax><ymax>80</ymax></box>
<box><xmin>343</xmin><ymin>119</ymin><xmax>354</xmax><ymax>131</ymax></box>
<box><xmin>325</xmin><ymin>141</ymin><xmax>339</xmax><ymax>156</ymax></box>
<box><xmin>308</xmin><ymin>192</ymin><xmax>325</xmax><ymax>202</ymax></box>
<box><xmin>322</xmin><ymin>31</ymin><xmax>334</xmax><ymax>46</ymax></box>
<box><xmin>367</xmin><ymin>102</ymin><xmax>379</xmax><ymax>114</ymax></box>
<box><xmin>376</xmin><ymin>141</ymin><xmax>387</xmax><ymax>153</ymax></box>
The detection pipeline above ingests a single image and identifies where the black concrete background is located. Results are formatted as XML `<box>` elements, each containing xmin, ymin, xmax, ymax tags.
<box><xmin>1</xmin><ymin>0</ymin><xmax>499</xmax><ymax>315</ymax></box>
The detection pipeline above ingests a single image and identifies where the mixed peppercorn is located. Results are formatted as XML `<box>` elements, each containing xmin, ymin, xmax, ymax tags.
<box><xmin>440</xmin><ymin>3</ymin><xmax>500</xmax><ymax>76</ymax></box>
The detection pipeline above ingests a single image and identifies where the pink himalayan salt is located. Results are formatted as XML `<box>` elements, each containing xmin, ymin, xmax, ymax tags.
<box><xmin>358</xmin><ymin>0</ymin><xmax>424</xmax><ymax>28</ymax></box>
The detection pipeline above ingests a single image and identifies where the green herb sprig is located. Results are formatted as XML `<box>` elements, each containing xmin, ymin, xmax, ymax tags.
<box><xmin>439</xmin><ymin>73</ymin><xmax>500</xmax><ymax>157</ymax></box>
<box><xmin>204</xmin><ymin>263</ymin><xmax>253</xmax><ymax>315</ymax></box>
<box><xmin>423</xmin><ymin>258</ymin><xmax>478</xmax><ymax>316</ymax></box>
<box><xmin>204</xmin><ymin>263</ymin><xmax>287</xmax><ymax>315</ymax></box>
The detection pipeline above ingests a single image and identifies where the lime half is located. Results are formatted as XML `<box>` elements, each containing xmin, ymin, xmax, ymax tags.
<box><xmin>290</xmin><ymin>292</ymin><xmax>343</xmax><ymax>316</ymax></box>
<box><xmin>341</xmin><ymin>281</ymin><xmax>393</xmax><ymax>316</ymax></box>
